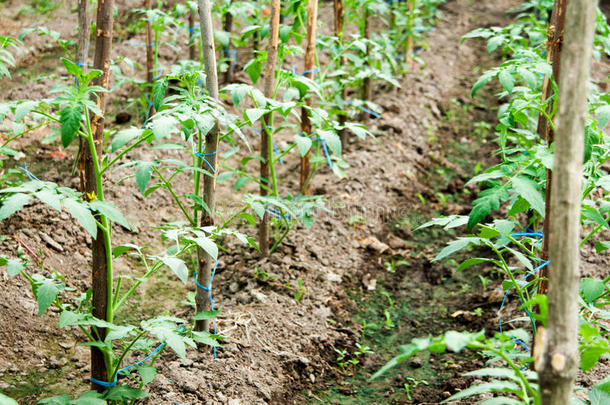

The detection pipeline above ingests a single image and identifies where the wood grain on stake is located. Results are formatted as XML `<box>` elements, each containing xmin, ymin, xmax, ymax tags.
<box><xmin>299</xmin><ymin>0</ymin><xmax>319</xmax><ymax>195</ymax></box>
<box><xmin>195</xmin><ymin>0</ymin><xmax>220</xmax><ymax>333</ymax></box>
<box><xmin>537</xmin><ymin>1</ymin><xmax>597</xmax><ymax>404</ymax></box>
<box><xmin>258</xmin><ymin>0</ymin><xmax>281</xmax><ymax>257</ymax></box>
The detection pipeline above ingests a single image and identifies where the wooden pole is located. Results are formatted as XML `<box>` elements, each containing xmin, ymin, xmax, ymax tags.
<box><xmin>223</xmin><ymin>2</ymin><xmax>235</xmax><ymax>84</ymax></box>
<box><xmin>333</xmin><ymin>0</ymin><xmax>348</xmax><ymax>147</ymax></box>
<box><xmin>188</xmin><ymin>9</ymin><xmax>197</xmax><ymax>61</ymax></box>
<box><xmin>194</xmin><ymin>0</ymin><xmax>221</xmax><ymax>332</ymax></box>
<box><xmin>538</xmin><ymin>0</ymin><xmax>567</xmax><ymax>296</ymax></box>
<box><xmin>537</xmin><ymin>2</ymin><xmax>597</xmax><ymax>403</ymax></box>
<box><xmin>77</xmin><ymin>0</ymin><xmax>90</xmax><ymax>193</ymax></box>
<box><xmin>299</xmin><ymin>0</ymin><xmax>319</xmax><ymax>195</ymax></box>
<box><xmin>258</xmin><ymin>0</ymin><xmax>281</xmax><ymax>257</ymax></box>
<box><xmin>86</xmin><ymin>0</ymin><xmax>114</xmax><ymax>390</ymax></box>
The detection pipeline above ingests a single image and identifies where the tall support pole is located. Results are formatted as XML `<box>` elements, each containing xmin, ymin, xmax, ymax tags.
<box><xmin>537</xmin><ymin>1</ymin><xmax>597</xmax><ymax>404</ymax></box>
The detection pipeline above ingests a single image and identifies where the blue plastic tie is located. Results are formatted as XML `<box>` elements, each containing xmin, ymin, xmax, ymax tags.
<box><xmin>74</xmin><ymin>42</ymin><xmax>90</xmax><ymax>88</ymax></box>
<box><xmin>19</xmin><ymin>162</ymin><xmax>41</xmax><ymax>182</ymax></box>
<box><xmin>291</xmin><ymin>65</ymin><xmax>319</xmax><ymax>77</ymax></box>
<box><xmin>498</xmin><ymin>259</ymin><xmax>549</xmax><ymax>337</ymax></box>
<box><xmin>193</xmin><ymin>260</ymin><xmax>219</xmax><ymax>358</ymax></box>
<box><xmin>195</xmin><ymin>151</ymin><xmax>217</xmax><ymax>174</ymax></box>
<box><xmin>186</xmin><ymin>26</ymin><xmax>197</xmax><ymax>33</ymax></box>
<box><xmin>223</xmin><ymin>49</ymin><xmax>237</xmax><ymax>74</ymax></box>
<box><xmin>343</xmin><ymin>100</ymin><xmax>381</xmax><ymax>118</ymax></box>
<box><xmin>299</xmin><ymin>133</ymin><xmax>333</xmax><ymax>169</ymax></box>
<box><xmin>266</xmin><ymin>206</ymin><xmax>290</xmax><ymax>220</ymax></box>
<box><xmin>90</xmin><ymin>342</ymin><xmax>165</xmax><ymax>388</ymax></box>
<box><xmin>240</xmin><ymin>126</ymin><xmax>282</xmax><ymax>163</ymax></box>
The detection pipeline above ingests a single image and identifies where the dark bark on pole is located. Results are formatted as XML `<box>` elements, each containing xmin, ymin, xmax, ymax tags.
<box><xmin>77</xmin><ymin>0</ymin><xmax>90</xmax><ymax>193</ymax></box>
<box><xmin>223</xmin><ymin>4</ymin><xmax>234</xmax><ymax>84</ymax></box>
<box><xmin>188</xmin><ymin>10</ymin><xmax>197</xmax><ymax>61</ymax></box>
<box><xmin>537</xmin><ymin>1</ymin><xmax>597</xmax><ymax>403</ymax></box>
<box><xmin>257</xmin><ymin>0</ymin><xmax>281</xmax><ymax>257</ymax></box>
<box><xmin>299</xmin><ymin>0</ymin><xmax>319</xmax><ymax>196</ymax></box>
<box><xmin>538</xmin><ymin>0</ymin><xmax>567</xmax><ymax>296</ymax></box>
<box><xmin>86</xmin><ymin>0</ymin><xmax>115</xmax><ymax>390</ymax></box>
<box><xmin>195</xmin><ymin>0</ymin><xmax>220</xmax><ymax>332</ymax></box>
<box><xmin>333</xmin><ymin>0</ymin><xmax>348</xmax><ymax>147</ymax></box>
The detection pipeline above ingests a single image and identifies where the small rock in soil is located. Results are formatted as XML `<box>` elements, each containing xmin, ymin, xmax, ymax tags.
<box><xmin>359</xmin><ymin>236</ymin><xmax>390</xmax><ymax>254</ymax></box>
<box><xmin>250</xmin><ymin>290</ymin><xmax>267</xmax><ymax>302</ymax></box>
<box><xmin>39</xmin><ymin>231</ymin><xmax>63</xmax><ymax>252</ymax></box>
<box><xmin>362</xmin><ymin>273</ymin><xmax>377</xmax><ymax>291</ymax></box>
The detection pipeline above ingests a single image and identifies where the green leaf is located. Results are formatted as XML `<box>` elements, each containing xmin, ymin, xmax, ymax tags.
<box><xmin>471</xmin><ymin>72</ymin><xmax>493</xmax><ymax>97</ymax></box>
<box><xmin>245</xmin><ymin>108</ymin><xmax>266</xmax><ymax>125</ymax></box>
<box><xmin>35</xmin><ymin>279</ymin><xmax>60</xmax><ymax>315</ymax></box>
<box><xmin>511</xmin><ymin>176</ymin><xmax>544</xmax><ymax>216</ymax></box>
<box><xmin>193</xmin><ymin>310</ymin><xmax>220</xmax><ymax>320</ymax></box>
<box><xmin>595</xmin><ymin>241</ymin><xmax>610</xmax><ymax>253</ymax></box>
<box><xmin>517</xmin><ymin>67</ymin><xmax>537</xmax><ymax>89</ymax></box>
<box><xmin>457</xmin><ymin>258</ymin><xmax>489</xmax><ymax>272</ymax></box>
<box><xmin>581</xmin><ymin>278</ymin><xmax>605</xmax><ymax>303</ymax></box>
<box><xmin>434</xmin><ymin>237</ymin><xmax>481</xmax><ymax>262</ymax></box>
<box><xmin>590</xmin><ymin>379</ymin><xmax>610</xmax><ymax>405</ymax></box>
<box><xmin>244</xmin><ymin>59</ymin><xmax>262</xmax><ymax>84</ymax></box>
<box><xmin>442</xmin><ymin>381</ymin><xmax>519</xmax><ymax>403</ymax></box>
<box><xmin>467</xmin><ymin>201</ymin><xmax>492</xmax><ymax>232</ymax></box>
<box><xmin>319</xmin><ymin>130</ymin><xmax>342</xmax><ymax>156</ymax></box>
<box><xmin>90</xmin><ymin>200</ymin><xmax>130</xmax><ymax>230</ymax></box>
<box><xmin>581</xmin><ymin>345</ymin><xmax>610</xmax><ymax>372</ymax></box>
<box><xmin>0</xmin><ymin>393</ymin><xmax>19</xmax><ymax>405</ymax></box>
<box><xmin>153</xmin><ymin>77</ymin><xmax>168</xmax><ymax>111</ymax></box>
<box><xmin>479</xmin><ymin>397</ymin><xmax>522</xmax><ymax>405</ymax></box>
<box><xmin>62</xmin><ymin>198</ymin><xmax>97</xmax><ymax>238</ymax></box>
<box><xmin>35</xmin><ymin>189</ymin><xmax>62</xmax><ymax>211</ymax></box>
<box><xmin>233</xmin><ymin>176</ymin><xmax>250</xmax><ymax>191</ymax></box>
<box><xmin>444</xmin><ymin>330</ymin><xmax>473</xmax><ymax>352</ymax></box>
<box><xmin>0</xmin><ymin>193</ymin><xmax>32</xmax><ymax>220</ymax></box>
<box><xmin>191</xmin><ymin>330</ymin><xmax>221</xmax><ymax>347</ymax></box>
<box><xmin>111</xmin><ymin>127</ymin><xmax>144</xmax><ymax>152</ymax></box>
<box><xmin>151</xmin><ymin>116</ymin><xmax>179</xmax><ymax>140</ymax></box>
<box><xmin>37</xmin><ymin>394</ymin><xmax>71</xmax><ymax>405</ymax></box>
<box><xmin>71</xmin><ymin>391</ymin><xmax>106</xmax><ymax>405</ymax></box>
<box><xmin>6</xmin><ymin>258</ymin><xmax>25</xmax><ymax>277</ymax></box>
<box><xmin>582</xmin><ymin>207</ymin><xmax>608</xmax><ymax>228</ymax></box>
<box><xmin>369</xmin><ymin>343</ymin><xmax>420</xmax><ymax>380</ymax></box>
<box><xmin>160</xmin><ymin>256</ymin><xmax>188</xmax><ymax>284</ymax></box>
<box><xmin>190</xmin><ymin>237</ymin><xmax>218</xmax><ymax>260</ymax></box>
<box><xmin>135</xmin><ymin>162</ymin><xmax>155</xmax><ymax>194</ymax></box>
<box><xmin>59</xmin><ymin>104</ymin><xmax>83</xmax><ymax>147</ymax></box>
<box><xmin>294</xmin><ymin>134</ymin><xmax>312</xmax><ymax>157</ymax></box>
<box><xmin>61</xmin><ymin>57</ymin><xmax>81</xmax><ymax>77</ymax></box>
<box><xmin>59</xmin><ymin>310</ymin><xmax>79</xmax><ymax>328</ymax></box>
<box><xmin>15</xmin><ymin>100</ymin><xmax>37</xmax><ymax>122</ymax></box>
<box><xmin>596</xmin><ymin>105</ymin><xmax>610</xmax><ymax>129</ymax></box>
<box><xmin>137</xmin><ymin>365</ymin><xmax>157</xmax><ymax>385</ymax></box>
<box><xmin>498</xmin><ymin>69</ymin><xmax>514</xmax><ymax>93</ymax></box>
<box><xmin>103</xmin><ymin>386</ymin><xmax>149</xmax><ymax>401</ymax></box>
<box><xmin>113</xmin><ymin>244</ymin><xmax>141</xmax><ymax>258</ymax></box>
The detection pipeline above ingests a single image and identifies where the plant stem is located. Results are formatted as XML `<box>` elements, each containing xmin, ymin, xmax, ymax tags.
<box><xmin>152</xmin><ymin>166</ymin><xmax>195</xmax><ymax>225</ymax></box>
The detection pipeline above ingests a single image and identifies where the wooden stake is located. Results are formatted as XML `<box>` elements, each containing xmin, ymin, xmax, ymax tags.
<box><xmin>195</xmin><ymin>0</ymin><xmax>220</xmax><ymax>333</ymax></box>
<box><xmin>538</xmin><ymin>0</ymin><xmax>567</xmax><ymax>296</ymax></box>
<box><xmin>77</xmin><ymin>0</ymin><xmax>90</xmax><ymax>193</ymax></box>
<box><xmin>258</xmin><ymin>0</ymin><xmax>281</xmax><ymax>257</ymax></box>
<box><xmin>188</xmin><ymin>9</ymin><xmax>197</xmax><ymax>61</ymax></box>
<box><xmin>538</xmin><ymin>2</ymin><xmax>597</xmax><ymax>403</ymax></box>
<box><xmin>223</xmin><ymin>2</ymin><xmax>235</xmax><ymax>84</ymax></box>
<box><xmin>299</xmin><ymin>0</ymin><xmax>319</xmax><ymax>196</ymax></box>
<box><xmin>333</xmin><ymin>0</ymin><xmax>348</xmax><ymax>147</ymax></box>
<box><xmin>86</xmin><ymin>0</ymin><xmax>114</xmax><ymax>390</ymax></box>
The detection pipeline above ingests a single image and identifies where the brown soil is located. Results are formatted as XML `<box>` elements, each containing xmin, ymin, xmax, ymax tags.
<box><xmin>0</xmin><ymin>0</ymin><xmax>608</xmax><ymax>404</ymax></box>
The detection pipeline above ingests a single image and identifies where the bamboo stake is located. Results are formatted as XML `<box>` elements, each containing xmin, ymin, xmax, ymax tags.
<box><xmin>360</xmin><ymin>7</ymin><xmax>371</xmax><ymax>109</ymax></box>
<box><xmin>299</xmin><ymin>0</ymin><xmax>319</xmax><ymax>195</ymax></box>
<box><xmin>195</xmin><ymin>0</ymin><xmax>221</xmax><ymax>333</ymax></box>
<box><xmin>145</xmin><ymin>0</ymin><xmax>155</xmax><ymax>119</ymax></box>
<box><xmin>258</xmin><ymin>0</ymin><xmax>281</xmax><ymax>257</ymax></box>
<box><xmin>537</xmin><ymin>2</ymin><xmax>597</xmax><ymax>403</ymax></box>
<box><xmin>405</xmin><ymin>0</ymin><xmax>415</xmax><ymax>65</ymax></box>
<box><xmin>86</xmin><ymin>0</ymin><xmax>115</xmax><ymax>390</ymax></box>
